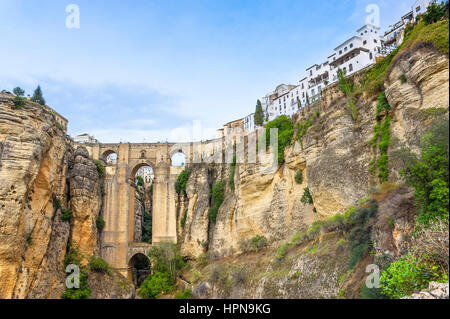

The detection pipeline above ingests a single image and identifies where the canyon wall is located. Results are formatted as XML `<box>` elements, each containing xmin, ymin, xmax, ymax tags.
<box><xmin>177</xmin><ymin>45</ymin><xmax>449</xmax><ymax>262</ymax></box>
<box><xmin>0</xmin><ymin>96</ymin><xmax>133</xmax><ymax>298</ymax></box>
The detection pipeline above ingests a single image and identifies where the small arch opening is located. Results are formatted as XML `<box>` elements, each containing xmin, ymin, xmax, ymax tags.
<box><xmin>102</xmin><ymin>150</ymin><xmax>117</xmax><ymax>165</ymax></box>
<box><xmin>171</xmin><ymin>151</ymin><xmax>186</xmax><ymax>167</ymax></box>
<box><xmin>128</xmin><ymin>253</ymin><xmax>151</xmax><ymax>288</ymax></box>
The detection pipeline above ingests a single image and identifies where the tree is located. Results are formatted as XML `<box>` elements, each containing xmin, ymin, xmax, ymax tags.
<box><xmin>254</xmin><ymin>99</ymin><xmax>264</xmax><ymax>126</ymax></box>
<box><xmin>306</xmin><ymin>93</ymin><xmax>310</xmax><ymax>105</ymax></box>
<box><xmin>13</xmin><ymin>87</ymin><xmax>25</xmax><ymax>97</ymax></box>
<box><xmin>297</xmin><ymin>97</ymin><xmax>302</xmax><ymax>110</ymax></box>
<box><xmin>31</xmin><ymin>85</ymin><xmax>46</xmax><ymax>105</ymax></box>
<box><xmin>422</xmin><ymin>2</ymin><xmax>446</xmax><ymax>25</ymax></box>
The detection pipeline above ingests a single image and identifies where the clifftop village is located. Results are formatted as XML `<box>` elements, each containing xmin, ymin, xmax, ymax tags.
<box><xmin>71</xmin><ymin>0</ymin><xmax>435</xmax><ymax>144</ymax></box>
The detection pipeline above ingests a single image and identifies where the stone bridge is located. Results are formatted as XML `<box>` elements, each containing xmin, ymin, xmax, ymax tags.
<box><xmin>80</xmin><ymin>142</ymin><xmax>193</xmax><ymax>278</ymax></box>
<box><xmin>79</xmin><ymin>132</ymin><xmax>267</xmax><ymax>279</ymax></box>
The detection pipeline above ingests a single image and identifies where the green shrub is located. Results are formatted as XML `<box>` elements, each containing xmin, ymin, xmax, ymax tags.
<box><xmin>400</xmin><ymin>119</ymin><xmax>449</xmax><ymax>225</ymax></box>
<box><xmin>398</xmin><ymin>74</ymin><xmax>407</xmax><ymax>84</ymax></box>
<box><xmin>175</xmin><ymin>169</ymin><xmax>190</xmax><ymax>195</ymax></box>
<box><xmin>135</xmin><ymin>176</ymin><xmax>144</xmax><ymax>186</ymax></box>
<box><xmin>265</xmin><ymin>115</ymin><xmax>294</xmax><ymax>164</ymax></box>
<box><xmin>53</xmin><ymin>197</ymin><xmax>61</xmax><ymax>210</ymax></box>
<box><xmin>240</xmin><ymin>235</ymin><xmax>268</xmax><ymax>252</ymax></box>
<box><xmin>301</xmin><ymin>187</ymin><xmax>313</xmax><ymax>205</ymax></box>
<box><xmin>294</xmin><ymin>170</ymin><xmax>303</xmax><ymax>184</ymax></box>
<box><xmin>142</xmin><ymin>211</ymin><xmax>152</xmax><ymax>243</ymax></box>
<box><xmin>88</xmin><ymin>256</ymin><xmax>112</xmax><ymax>275</ymax></box>
<box><xmin>62</xmin><ymin>246</ymin><xmax>91</xmax><ymax>299</ymax></box>
<box><xmin>276</xmin><ymin>243</ymin><xmax>290</xmax><ymax>261</ymax></box>
<box><xmin>96</xmin><ymin>216</ymin><xmax>105</xmax><ymax>232</ymax></box>
<box><xmin>208</xmin><ymin>181</ymin><xmax>225</xmax><ymax>224</ymax></box>
<box><xmin>138</xmin><ymin>272</ymin><xmax>174</xmax><ymax>299</ymax></box>
<box><xmin>13</xmin><ymin>96</ymin><xmax>26</xmax><ymax>109</ymax></box>
<box><xmin>229</xmin><ymin>155</ymin><xmax>237</xmax><ymax>190</ymax></box>
<box><xmin>337</xmin><ymin>69</ymin><xmax>357</xmax><ymax>120</ymax></box>
<box><xmin>94</xmin><ymin>160</ymin><xmax>105</xmax><ymax>178</ymax></box>
<box><xmin>180</xmin><ymin>209</ymin><xmax>188</xmax><ymax>229</ymax></box>
<box><xmin>26</xmin><ymin>236</ymin><xmax>33</xmax><ymax>245</ymax></box>
<box><xmin>380</xmin><ymin>254</ymin><xmax>448</xmax><ymax>299</ymax></box>
<box><xmin>336</xmin><ymin>238</ymin><xmax>347</xmax><ymax>249</ymax></box>
<box><xmin>175</xmin><ymin>289</ymin><xmax>192</xmax><ymax>299</ymax></box>
<box><xmin>61</xmin><ymin>209</ymin><xmax>72</xmax><ymax>222</ymax></box>
<box><xmin>422</xmin><ymin>2</ymin><xmax>447</xmax><ymax>25</ymax></box>
<box><xmin>61</xmin><ymin>271</ymin><xmax>91</xmax><ymax>299</ymax></box>
<box><xmin>147</xmin><ymin>242</ymin><xmax>185</xmax><ymax>280</ymax></box>
<box><xmin>360</xmin><ymin>283</ymin><xmax>387</xmax><ymax>299</ymax></box>
<box><xmin>295</xmin><ymin>117</ymin><xmax>312</xmax><ymax>149</ymax></box>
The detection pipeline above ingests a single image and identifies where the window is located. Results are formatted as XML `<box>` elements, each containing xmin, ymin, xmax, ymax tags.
<box><xmin>141</xmin><ymin>152</ymin><xmax>145</xmax><ymax>158</ymax></box>
<box><xmin>301</xmin><ymin>84</ymin><xmax>304</xmax><ymax>89</ymax></box>
<box><xmin>349</xmin><ymin>64</ymin><xmax>353</xmax><ymax>72</ymax></box>
<box><xmin>369</xmin><ymin>52</ymin><xmax>373</xmax><ymax>60</ymax></box>
<box><xmin>374</xmin><ymin>39</ymin><xmax>377</xmax><ymax>43</ymax></box>
<box><xmin>363</xmin><ymin>40</ymin><xmax>367</xmax><ymax>45</ymax></box>
<box><xmin>350</xmin><ymin>43</ymin><xmax>353</xmax><ymax>48</ymax></box>
<box><xmin>312</xmin><ymin>89</ymin><xmax>315</xmax><ymax>95</ymax></box>
<box><xmin>343</xmin><ymin>67</ymin><xmax>347</xmax><ymax>74</ymax></box>
<box><xmin>344</xmin><ymin>47</ymin><xmax>347</xmax><ymax>52</ymax></box>
<box><xmin>284</xmin><ymin>103</ymin><xmax>286</xmax><ymax>109</ymax></box>
<box><xmin>416</xmin><ymin>6</ymin><xmax>420</xmax><ymax>12</ymax></box>
<box><xmin>310</xmin><ymin>70</ymin><xmax>312</xmax><ymax>76</ymax></box>
<box><xmin>339</xmin><ymin>50</ymin><xmax>342</xmax><ymax>54</ymax></box>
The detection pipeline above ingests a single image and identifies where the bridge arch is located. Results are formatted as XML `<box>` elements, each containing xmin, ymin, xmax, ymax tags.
<box><xmin>170</xmin><ymin>150</ymin><xmax>186</xmax><ymax>167</ymax></box>
<box><xmin>128</xmin><ymin>252</ymin><xmax>151</xmax><ymax>287</ymax></box>
<box><xmin>101</xmin><ymin>149</ymin><xmax>118</xmax><ymax>165</ymax></box>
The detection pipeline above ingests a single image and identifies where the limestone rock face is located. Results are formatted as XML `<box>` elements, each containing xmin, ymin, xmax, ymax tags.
<box><xmin>0</xmin><ymin>94</ymin><xmax>69</xmax><ymax>298</ymax></box>
<box><xmin>0</xmin><ymin>94</ymin><xmax>134</xmax><ymax>298</ymax></box>
<box><xmin>402</xmin><ymin>282</ymin><xmax>449</xmax><ymax>299</ymax></box>
<box><xmin>179</xmin><ymin>46</ymin><xmax>449</xmax><ymax>260</ymax></box>
<box><xmin>69</xmin><ymin>146</ymin><xmax>102</xmax><ymax>259</ymax></box>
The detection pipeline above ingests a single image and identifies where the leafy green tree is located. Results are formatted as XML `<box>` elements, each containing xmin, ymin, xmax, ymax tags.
<box><xmin>142</xmin><ymin>211</ymin><xmax>152</xmax><ymax>243</ymax></box>
<box><xmin>135</xmin><ymin>176</ymin><xmax>144</xmax><ymax>186</ymax></box>
<box><xmin>423</xmin><ymin>2</ymin><xmax>446</xmax><ymax>25</ymax></box>
<box><xmin>254</xmin><ymin>99</ymin><xmax>264</xmax><ymax>126</ymax></box>
<box><xmin>31</xmin><ymin>85</ymin><xmax>46</xmax><ymax>105</ymax></box>
<box><xmin>13</xmin><ymin>87</ymin><xmax>25</xmax><ymax>97</ymax></box>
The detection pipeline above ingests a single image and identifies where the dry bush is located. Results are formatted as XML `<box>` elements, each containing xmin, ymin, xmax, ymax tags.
<box><xmin>411</xmin><ymin>219</ymin><xmax>449</xmax><ymax>273</ymax></box>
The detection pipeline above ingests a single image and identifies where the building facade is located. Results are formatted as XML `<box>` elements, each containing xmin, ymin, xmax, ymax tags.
<box><xmin>73</xmin><ymin>133</ymin><xmax>98</xmax><ymax>144</ymax></box>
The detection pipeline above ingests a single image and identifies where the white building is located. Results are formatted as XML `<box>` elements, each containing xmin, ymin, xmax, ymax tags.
<box><xmin>329</xmin><ymin>24</ymin><xmax>383</xmax><ymax>82</ymax></box>
<box><xmin>244</xmin><ymin>112</ymin><xmax>255</xmax><ymax>133</ymax></box>
<box><xmin>135</xmin><ymin>166</ymin><xmax>154</xmax><ymax>184</ymax></box>
<box><xmin>73</xmin><ymin>133</ymin><xmax>98</xmax><ymax>144</ymax></box>
<box><xmin>241</xmin><ymin>0</ymin><xmax>436</xmax><ymax>126</ymax></box>
<box><xmin>382</xmin><ymin>11</ymin><xmax>414</xmax><ymax>55</ymax></box>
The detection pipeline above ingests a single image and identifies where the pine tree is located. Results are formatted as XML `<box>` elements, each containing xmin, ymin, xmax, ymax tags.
<box><xmin>31</xmin><ymin>85</ymin><xmax>46</xmax><ymax>105</ymax></box>
<box><xmin>306</xmin><ymin>93</ymin><xmax>310</xmax><ymax>106</ymax></box>
<box><xmin>254</xmin><ymin>99</ymin><xmax>264</xmax><ymax>126</ymax></box>
<box><xmin>297</xmin><ymin>97</ymin><xmax>301</xmax><ymax>110</ymax></box>
<box><xmin>13</xmin><ymin>87</ymin><xmax>25</xmax><ymax>97</ymax></box>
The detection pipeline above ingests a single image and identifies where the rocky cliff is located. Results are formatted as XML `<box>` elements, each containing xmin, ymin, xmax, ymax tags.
<box><xmin>175</xmin><ymin>44</ymin><xmax>449</xmax><ymax>298</ymax></box>
<box><xmin>178</xmin><ymin>45</ymin><xmax>449</xmax><ymax>261</ymax></box>
<box><xmin>0</xmin><ymin>95</ymin><xmax>133</xmax><ymax>298</ymax></box>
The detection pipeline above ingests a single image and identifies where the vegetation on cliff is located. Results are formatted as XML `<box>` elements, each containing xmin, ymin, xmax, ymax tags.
<box><xmin>208</xmin><ymin>180</ymin><xmax>225</xmax><ymax>223</ymax></box>
<box><xmin>138</xmin><ymin>242</ymin><xmax>186</xmax><ymax>299</ymax></box>
<box><xmin>265</xmin><ymin>115</ymin><xmax>293</xmax><ymax>164</ymax></box>
<box><xmin>175</xmin><ymin>169</ymin><xmax>190</xmax><ymax>195</ymax></box>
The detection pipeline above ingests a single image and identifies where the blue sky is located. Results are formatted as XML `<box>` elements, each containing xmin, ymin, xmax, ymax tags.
<box><xmin>0</xmin><ymin>0</ymin><xmax>411</xmax><ymax>142</ymax></box>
